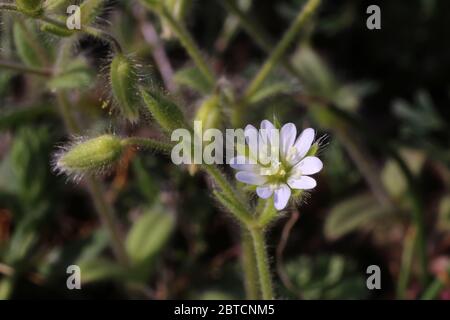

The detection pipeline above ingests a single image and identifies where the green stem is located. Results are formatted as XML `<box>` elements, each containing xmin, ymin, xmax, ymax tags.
<box><xmin>0</xmin><ymin>3</ymin><xmax>122</xmax><ymax>53</ymax></box>
<box><xmin>158</xmin><ymin>6</ymin><xmax>215</xmax><ymax>86</ymax></box>
<box><xmin>121</xmin><ymin>137</ymin><xmax>174</xmax><ymax>153</ymax></box>
<box><xmin>55</xmin><ymin>92</ymin><xmax>81</xmax><ymax>133</ymax></box>
<box><xmin>220</xmin><ymin>0</ymin><xmax>311</xmax><ymax>82</ymax></box>
<box><xmin>396</xmin><ymin>227</ymin><xmax>417</xmax><ymax>299</ymax></box>
<box><xmin>241</xmin><ymin>230</ymin><xmax>260</xmax><ymax>299</ymax></box>
<box><xmin>202</xmin><ymin>164</ymin><xmax>251</xmax><ymax>216</ymax></box>
<box><xmin>389</xmin><ymin>151</ymin><xmax>429</xmax><ymax>287</ymax></box>
<box><xmin>0</xmin><ymin>59</ymin><xmax>52</xmax><ymax>76</ymax></box>
<box><xmin>221</xmin><ymin>0</ymin><xmax>268</xmax><ymax>51</ymax></box>
<box><xmin>249</xmin><ymin>226</ymin><xmax>274</xmax><ymax>299</ymax></box>
<box><xmin>86</xmin><ymin>176</ymin><xmax>129</xmax><ymax>266</ymax></box>
<box><xmin>337</xmin><ymin>127</ymin><xmax>394</xmax><ymax>209</ymax></box>
<box><xmin>242</xmin><ymin>0</ymin><xmax>320</xmax><ymax>102</ymax></box>
<box><xmin>421</xmin><ymin>278</ymin><xmax>445</xmax><ymax>300</ymax></box>
<box><xmin>213</xmin><ymin>190</ymin><xmax>252</xmax><ymax>225</ymax></box>
<box><xmin>257</xmin><ymin>198</ymin><xmax>277</xmax><ymax>227</ymax></box>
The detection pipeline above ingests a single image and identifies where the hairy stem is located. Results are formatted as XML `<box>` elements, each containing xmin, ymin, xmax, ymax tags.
<box><xmin>202</xmin><ymin>164</ymin><xmax>251</xmax><ymax>217</ymax></box>
<box><xmin>121</xmin><ymin>137</ymin><xmax>174</xmax><ymax>153</ymax></box>
<box><xmin>249</xmin><ymin>226</ymin><xmax>274</xmax><ymax>299</ymax></box>
<box><xmin>241</xmin><ymin>230</ymin><xmax>260</xmax><ymax>299</ymax></box>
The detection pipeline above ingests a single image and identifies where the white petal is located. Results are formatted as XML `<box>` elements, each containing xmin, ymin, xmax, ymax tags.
<box><xmin>230</xmin><ymin>156</ymin><xmax>258</xmax><ymax>172</ymax></box>
<box><xmin>293</xmin><ymin>156</ymin><xmax>323</xmax><ymax>175</ymax></box>
<box><xmin>280</xmin><ymin>123</ymin><xmax>297</xmax><ymax>159</ymax></box>
<box><xmin>287</xmin><ymin>176</ymin><xmax>317</xmax><ymax>190</ymax></box>
<box><xmin>244</xmin><ymin>125</ymin><xmax>259</xmax><ymax>158</ymax></box>
<box><xmin>236</xmin><ymin>171</ymin><xmax>267</xmax><ymax>185</ymax></box>
<box><xmin>256</xmin><ymin>185</ymin><xmax>273</xmax><ymax>199</ymax></box>
<box><xmin>291</xmin><ymin>128</ymin><xmax>315</xmax><ymax>163</ymax></box>
<box><xmin>260</xmin><ymin>120</ymin><xmax>275</xmax><ymax>131</ymax></box>
<box><xmin>259</xmin><ymin>120</ymin><xmax>275</xmax><ymax>145</ymax></box>
<box><xmin>274</xmin><ymin>184</ymin><xmax>291</xmax><ymax>210</ymax></box>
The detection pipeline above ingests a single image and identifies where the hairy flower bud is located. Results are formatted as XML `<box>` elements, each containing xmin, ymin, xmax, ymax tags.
<box><xmin>194</xmin><ymin>94</ymin><xmax>221</xmax><ymax>130</ymax></box>
<box><xmin>110</xmin><ymin>54</ymin><xmax>141</xmax><ymax>123</ymax></box>
<box><xmin>54</xmin><ymin>135</ymin><xmax>124</xmax><ymax>178</ymax></box>
<box><xmin>141</xmin><ymin>89</ymin><xmax>186</xmax><ymax>132</ymax></box>
<box><xmin>16</xmin><ymin>0</ymin><xmax>43</xmax><ymax>16</ymax></box>
<box><xmin>80</xmin><ymin>0</ymin><xmax>106</xmax><ymax>26</ymax></box>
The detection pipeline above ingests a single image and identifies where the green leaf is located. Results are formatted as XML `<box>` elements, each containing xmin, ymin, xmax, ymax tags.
<box><xmin>0</xmin><ymin>105</ymin><xmax>54</xmax><ymax>131</ymax></box>
<box><xmin>125</xmin><ymin>204</ymin><xmax>175</xmax><ymax>265</ymax></box>
<box><xmin>248</xmin><ymin>81</ymin><xmax>294</xmax><ymax>105</ymax></box>
<box><xmin>292</xmin><ymin>45</ymin><xmax>337</xmax><ymax>98</ymax></box>
<box><xmin>47</xmin><ymin>58</ymin><xmax>94</xmax><ymax>90</ymax></box>
<box><xmin>381</xmin><ymin>150</ymin><xmax>425</xmax><ymax>199</ymax></box>
<box><xmin>13</xmin><ymin>20</ymin><xmax>47</xmax><ymax>67</ymax></box>
<box><xmin>76</xmin><ymin>258</ymin><xmax>125</xmax><ymax>284</ymax></box>
<box><xmin>324</xmin><ymin>193</ymin><xmax>390</xmax><ymax>240</ymax></box>
<box><xmin>285</xmin><ymin>255</ymin><xmax>368</xmax><ymax>299</ymax></box>
<box><xmin>174</xmin><ymin>66</ymin><xmax>213</xmax><ymax>94</ymax></box>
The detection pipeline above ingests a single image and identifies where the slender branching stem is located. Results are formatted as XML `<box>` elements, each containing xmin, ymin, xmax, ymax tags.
<box><xmin>220</xmin><ymin>0</ymin><xmax>308</xmax><ymax>80</ymax></box>
<box><xmin>396</xmin><ymin>227</ymin><xmax>417</xmax><ymax>299</ymax></box>
<box><xmin>0</xmin><ymin>59</ymin><xmax>52</xmax><ymax>76</ymax></box>
<box><xmin>242</xmin><ymin>0</ymin><xmax>321</xmax><ymax>102</ymax></box>
<box><xmin>86</xmin><ymin>175</ymin><xmax>129</xmax><ymax>266</ymax></box>
<box><xmin>158</xmin><ymin>6</ymin><xmax>215</xmax><ymax>87</ymax></box>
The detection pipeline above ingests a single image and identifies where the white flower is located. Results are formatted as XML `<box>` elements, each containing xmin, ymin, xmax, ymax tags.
<box><xmin>230</xmin><ymin>120</ymin><xmax>323</xmax><ymax>210</ymax></box>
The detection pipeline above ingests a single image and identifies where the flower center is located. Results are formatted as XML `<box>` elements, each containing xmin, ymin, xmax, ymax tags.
<box><xmin>265</xmin><ymin>162</ymin><xmax>291</xmax><ymax>185</ymax></box>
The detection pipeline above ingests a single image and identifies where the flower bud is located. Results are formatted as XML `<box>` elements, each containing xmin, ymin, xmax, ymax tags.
<box><xmin>16</xmin><ymin>0</ymin><xmax>43</xmax><ymax>16</ymax></box>
<box><xmin>110</xmin><ymin>54</ymin><xmax>141</xmax><ymax>123</ymax></box>
<box><xmin>80</xmin><ymin>0</ymin><xmax>106</xmax><ymax>26</ymax></box>
<box><xmin>54</xmin><ymin>135</ymin><xmax>124</xmax><ymax>177</ymax></box>
<box><xmin>141</xmin><ymin>89</ymin><xmax>187</xmax><ymax>132</ymax></box>
<box><xmin>306</xmin><ymin>142</ymin><xmax>319</xmax><ymax>157</ymax></box>
<box><xmin>194</xmin><ymin>94</ymin><xmax>221</xmax><ymax>130</ymax></box>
